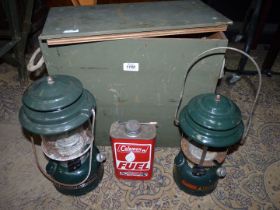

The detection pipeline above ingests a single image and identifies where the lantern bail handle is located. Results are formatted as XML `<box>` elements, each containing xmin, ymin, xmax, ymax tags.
<box><xmin>31</xmin><ymin>109</ymin><xmax>100</xmax><ymax>187</ymax></box>
<box><xmin>174</xmin><ymin>47</ymin><xmax>262</xmax><ymax>144</ymax></box>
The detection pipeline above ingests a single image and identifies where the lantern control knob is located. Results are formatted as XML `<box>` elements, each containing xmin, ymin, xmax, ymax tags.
<box><xmin>125</xmin><ymin>120</ymin><xmax>141</xmax><ymax>137</ymax></box>
<box><xmin>216</xmin><ymin>167</ymin><xmax>227</xmax><ymax>178</ymax></box>
<box><xmin>96</xmin><ymin>153</ymin><xmax>106</xmax><ymax>163</ymax></box>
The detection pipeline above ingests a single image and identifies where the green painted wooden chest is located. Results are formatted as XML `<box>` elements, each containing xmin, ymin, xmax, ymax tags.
<box><xmin>39</xmin><ymin>0</ymin><xmax>231</xmax><ymax>146</ymax></box>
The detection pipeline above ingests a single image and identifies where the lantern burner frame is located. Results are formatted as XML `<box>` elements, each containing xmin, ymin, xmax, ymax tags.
<box><xmin>181</xmin><ymin>138</ymin><xmax>227</xmax><ymax>167</ymax></box>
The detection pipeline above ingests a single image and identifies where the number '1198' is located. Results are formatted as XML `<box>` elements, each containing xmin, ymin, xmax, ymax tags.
<box><xmin>123</xmin><ymin>63</ymin><xmax>139</xmax><ymax>72</ymax></box>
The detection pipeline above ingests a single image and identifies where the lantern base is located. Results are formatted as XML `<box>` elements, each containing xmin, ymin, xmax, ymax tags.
<box><xmin>173</xmin><ymin>151</ymin><xmax>219</xmax><ymax>196</ymax></box>
<box><xmin>46</xmin><ymin>145</ymin><xmax>104</xmax><ymax>196</ymax></box>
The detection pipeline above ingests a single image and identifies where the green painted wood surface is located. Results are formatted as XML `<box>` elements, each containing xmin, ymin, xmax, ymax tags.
<box><xmin>40</xmin><ymin>0</ymin><xmax>232</xmax><ymax>39</ymax></box>
<box><xmin>40</xmin><ymin>38</ymin><xmax>227</xmax><ymax>147</ymax></box>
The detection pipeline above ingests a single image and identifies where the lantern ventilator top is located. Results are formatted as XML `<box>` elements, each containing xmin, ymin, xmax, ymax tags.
<box><xmin>19</xmin><ymin>75</ymin><xmax>96</xmax><ymax>135</ymax></box>
<box><xmin>179</xmin><ymin>94</ymin><xmax>244</xmax><ymax>148</ymax></box>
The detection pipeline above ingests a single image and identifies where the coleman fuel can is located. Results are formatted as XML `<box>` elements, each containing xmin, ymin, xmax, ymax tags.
<box><xmin>110</xmin><ymin>120</ymin><xmax>157</xmax><ymax>180</ymax></box>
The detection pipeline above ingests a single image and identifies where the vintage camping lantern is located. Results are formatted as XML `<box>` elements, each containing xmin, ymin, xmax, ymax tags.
<box><xmin>173</xmin><ymin>47</ymin><xmax>262</xmax><ymax>196</ymax></box>
<box><xmin>19</xmin><ymin>75</ymin><xmax>105</xmax><ymax>195</ymax></box>
<box><xmin>173</xmin><ymin>93</ymin><xmax>244</xmax><ymax>196</ymax></box>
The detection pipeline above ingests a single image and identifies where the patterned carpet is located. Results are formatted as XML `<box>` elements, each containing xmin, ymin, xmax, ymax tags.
<box><xmin>0</xmin><ymin>49</ymin><xmax>280</xmax><ymax>210</ymax></box>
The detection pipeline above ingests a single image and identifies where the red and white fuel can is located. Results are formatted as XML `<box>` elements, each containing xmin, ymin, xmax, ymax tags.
<box><xmin>110</xmin><ymin>120</ymin><xmax>157</xmax><ymax>180</ymax></box>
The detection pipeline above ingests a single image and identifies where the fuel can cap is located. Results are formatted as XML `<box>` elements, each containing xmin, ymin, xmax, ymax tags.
<box><xmin>125</xmin><ymin>120</ymin><xmax>141</xmax><ymax>137</ymax></box>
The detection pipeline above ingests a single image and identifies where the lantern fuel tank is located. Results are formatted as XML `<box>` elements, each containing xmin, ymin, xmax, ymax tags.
<box><xmin>110</xmin><ymin>120</ymin><xmax>157</xmax><ymax>180</ymax></box>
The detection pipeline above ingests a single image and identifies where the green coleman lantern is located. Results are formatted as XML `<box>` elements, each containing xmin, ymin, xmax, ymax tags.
<box><xmin>19</xmin><ymin>75</ymin><xmax>105</xmax><ymax>196</ymax></box>
<box><xmin>174</xmin><ymin>93</ymin><xmax>244</xmax><ymax>196</ymax></box>
<box><xmin>173</xmin><ymin>47</ymin><xmax>262</xmax><ymax>196</ymax></box>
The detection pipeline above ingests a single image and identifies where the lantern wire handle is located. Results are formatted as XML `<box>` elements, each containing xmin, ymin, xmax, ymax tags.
<box><xmin>174</xmin><ymin>47</ymin><xmax>262</xmax><ymax>144</ymax></box>
<box><xmin>30</xmin><ymin>109</ymin><xmax>96</xmax><ymax>187</ymax></box>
